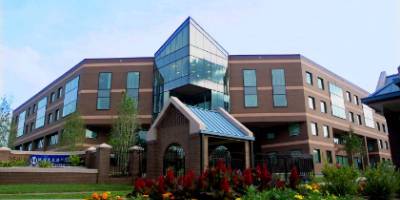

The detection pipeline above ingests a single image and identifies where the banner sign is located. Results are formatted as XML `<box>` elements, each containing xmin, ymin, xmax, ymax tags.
<box><xmin>30</xmin><ymin>154</ymin><xmax>70</xmax><ymax>167</ymax></box>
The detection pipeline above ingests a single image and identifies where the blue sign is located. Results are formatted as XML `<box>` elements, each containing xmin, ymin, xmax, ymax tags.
<box><xmin>30</xmin><ymin>155</ymin><xmax>70</xmax><ymax>167</ymax></box>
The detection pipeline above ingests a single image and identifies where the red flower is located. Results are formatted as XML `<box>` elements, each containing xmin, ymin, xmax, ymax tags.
<box><xmin>243</xmin><ymin>168</ymin><xmax>253</xmax><ymax>186</ymax></box>
<box><xmin>145</xmin><ymin>179</ymin><xmax>154</xmax><ymax>188</ymax></box>
<box><xmin>336</xmin><ymin>163</ymin><xmax>341</xmax><ymax>168</ymax></box>
<box><xmin>198</xmin><ymin>171</ymin><xmax>208</xmax><ymax>190</ymax></box>
<box><xmin>232</xmin><ymin>174</ymin><xmax>240</xmax><ymax>187</ymax></box>
<box><xmin>289</xmin><ymin>166</ymin><xmax>300</xmax><ymax>189</ymax></box>
<box><xmin>220</xmin><ymin>177</ymin><xmax>230</xmax><ymax>193</ymax></box>
<box><xmin>165</xmin><ymin>168</ymin><xmax>175</xmax><ymax>186</ymax></box>
<box><xmin>261</xmin><ymin>165</ymin><xmax>271</xmax><ymax>184</ymax></box>
<box><xmin>183</xmin><ymin>170</ymin><xmax>195</xmax><ymax>189</ymax></box>
<box><xmin>157</xmin><ymin>175</ymin><xmax>165</xmax><ymax>193</ymax></box>
<box><xmin>275</xmin><ymin>179</ymin><xmax>285</xmax><ymax>189</ymax></box>
<box><xmin>134</xmin><ymin>178</ymin><xmax>146</xmax><ymax>191</ymax></box>
<box><xmin>216</xmin><ymin>160</ymin><xmax>227</xmax><ymax>173</ymax></box>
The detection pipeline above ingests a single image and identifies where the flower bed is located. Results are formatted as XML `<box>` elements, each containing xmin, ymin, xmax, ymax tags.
<box><xmin>85</xmin><ymin>161</ymin><xmax>400</xmax><ymax>200</ymax></box>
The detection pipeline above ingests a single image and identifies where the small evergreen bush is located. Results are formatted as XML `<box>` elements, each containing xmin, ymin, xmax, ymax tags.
<box><xmin>363</xmin><ymin>161</ymin><xmax>399</xmax><ymax>200</ymax></box>
<box><xmin>322</xmin><ymin>164</ymin><xmax>359</xmax><ymax>196</ymax></box>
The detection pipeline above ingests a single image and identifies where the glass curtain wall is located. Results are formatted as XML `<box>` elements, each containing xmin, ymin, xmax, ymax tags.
<box><xmin>153</xmin><ymin>18</ymin><xmax>229</xmax><ymax>117</ymax></box>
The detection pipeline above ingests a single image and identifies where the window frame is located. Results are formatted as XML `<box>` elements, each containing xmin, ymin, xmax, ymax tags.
<box><xmin>317</xmin><ymin>77</ymin><xmax>324</xmax><ymax>90</ymax></box>
<box><xmin>242</xmin><ymin>69</ymin><xmax>258</xmax><ymax>108</ymax></box>
<box><xmin>271</xmin><ymin>68</ymin><xmax>287</xmax><ymax>107</ymax></box>
<box><xmin>308</xmin><ymin>96</ymin><xmax>315</xmax><ymax>110</ymax></box>
<box><xmin>97</xmin><ymin>72</ymin><xmax>112</xmax><ymax>110</ymax></box>
<box><xmin>305</xmin><ymin>71</ymin><xmax>313</xmax><ymax>85</ymax></box>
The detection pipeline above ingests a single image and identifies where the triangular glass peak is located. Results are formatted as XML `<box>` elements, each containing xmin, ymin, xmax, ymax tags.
<box><xmin>153</xmin><ymin>17</ymin><xmax>230</xmax><ymax>116</ymax></box>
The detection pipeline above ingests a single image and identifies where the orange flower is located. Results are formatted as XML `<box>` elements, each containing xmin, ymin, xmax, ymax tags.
<box><xmin>162</xmin><ymin>192</ymin><xmax>172</xmax><ymax>199</ymax></box>
<box><xmin>116</xmin><ymin>196</ymin><xmax>123</xmax><ymax>200</ymax></box>
<box><xmin>91</xmin><ymin>192</ymin><xmax>100</xmax><ymax>200</ymax></box>
<box><xmin>101</xmin><ymin>192</ymin><xmax>108</xmax><ymax>200</ymax></box>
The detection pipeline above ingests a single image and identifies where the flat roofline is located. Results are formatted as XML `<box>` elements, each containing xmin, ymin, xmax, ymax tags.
<box><xmin>230</xmin><ymin>54</ymin><xmax>369</xmax><ymax>95</ymax></box>
<box><xmin>13</xmin><ymin>57</ymin><xmax>154</xmax><ymax>113</ymax></box>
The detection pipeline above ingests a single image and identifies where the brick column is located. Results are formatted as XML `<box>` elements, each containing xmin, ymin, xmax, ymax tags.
<box><xmin>202</xmin><ymin>136</ymin><xmax>208</xmax><ymax>171</ymax></box>
<box><xmin>363</xmin><ymin>136</ymin><xmax>370</xmax><ymax>168</ymax></box>
<box><xmin>85</xmin><ymin>146</ymin><xmax>96</xmax><ymax>169</ymax></box>
<box><xmin>244</xmin><ymin>141</ymin><xmax>250</xmax><ymax>169</ymax></box>
<box><xmin>0</xmin><ymin>147</ymin><xmax>11</xmax><ymax>161</ymax></box>
<box><xmin>129</xmin><ymin>145</ymin><xmax>144</xmax><ymax>178</ymax></box>
<box><xmin>96</xmin><ymin>143</ymin><xmax>112</xmax><ymax>183</ymax></box>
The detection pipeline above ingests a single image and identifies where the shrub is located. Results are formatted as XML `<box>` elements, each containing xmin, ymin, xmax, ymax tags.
<box><xmin>321</xmin><ymin>164</ymin><xmax>359</xmax><ymax>196</ymax></box>
<box><xmin>38</xmin><ymin>160</ymin><xmax>53</xmax><ymax>168</ymax></box>
<box><xmin>0</xmin><ymin>158</ymin><xmax>28</xmax><ymax>167</ymax></box>
<box><xmin>363</xmin><ymin>161</ymin><xmax>399</xmax><ymax>200</ymax></box>
<box><xmin>69</xmin><ymin>155</ymin><xmax>82</xmax><ymax>166</ymax></box>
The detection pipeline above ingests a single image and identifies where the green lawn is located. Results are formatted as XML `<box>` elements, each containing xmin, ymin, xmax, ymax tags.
<box><xmin>0</xmin><ymin>184</ymin><xmax>132</xmax><ymax>199</ymax></box>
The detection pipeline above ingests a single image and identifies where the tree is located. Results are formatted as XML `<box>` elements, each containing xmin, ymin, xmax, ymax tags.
<box><xmin>0</xmin><ymin>97</ymin><xmax>12</xmax><ymax>147</ymax></box>
<box><xmin>342</xmin><ymin>127</ymin><xmax>364</xmax><ymax>168</ymax></box>
<box><xmin>109</xmin><ymin>93</ymin><xmax>140</xmax><ymax>175</ymax></box>
<box><xmin>7</xmin><ymin>121</ymin><xmax>17</xmax><ymax>149</ymax></box>
<box><xmin>59</xmin><ymin>112</ymin><xmax>85</xmax><ymax>151</ymax></box>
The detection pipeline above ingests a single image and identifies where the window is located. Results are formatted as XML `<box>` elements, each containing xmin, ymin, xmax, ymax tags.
<box><xmin>27</xmin><ymin>107</ymin><xmax>30</xmax><ymax>117</ymax></box>
<box><xmin>289</xmin><ymin>123</ymin><xmax>300</xmax><ymax>136</ymax></box>
<box><xmin>382</xmin><ymin>124</ymin><xmax>386</xmax><ymax>133</ymax></box>
<box><xmin>329</xmin><ymin>83</ymin><xmax>346</xmax><ymax>119</ymax></box>
<box><xmin>290</xmin><ymin>150</ymin><xmax>302</xmax><ymax>156</ymax></box>
<box><xmin>32</xmin><ymin>104</ymin><xmax>36</xmax><ymax>114</ymax></box>
<box><xmin>336</xmin><ymin>155</ymin><xmax>349</xmax><ymax>166</ymax></box>
<box><xmin>37</xmin><ymin>138</ymin><xmax>44</xmax><ymax>149</ymax></box>
<box><xmin>85</xmin><ymin>129</ymin><xmax>97</xmax><ymax>139</ymax></box>
<box><xmin>55</xmin><ymin>109</ymin><xmax>60</xmax><ymax>121</ymax></box>
<box><xmin>357</xmin><ymin>114</ymin><xmax>362</xmax><ymax>125</ymax></box>
<box><xmin>323</xmin><ymin>125</ymin><xmax>330</xmax><ymax>138</ymax></box>
<box><xmin>353</xmin><ymin>95</ymin><xmax>359</xmax><ymax>105</ymax></box>
<box><xmin>308</xmin><ymin>96</ymin><xmax>315</xmax><ymax>110</ymax></box>
<box><xmin>47</xmin><ymin>113</ymin><xmax>53</xmax><ymax>124</ymax></box>
<box><xmin>310</xmin><ymin>122</ymin><xmax>318</xmax><ymax>136</ymax></box>
<box><xmin>163</xmin><ymin>144</ymin><xmax>185</xmax><ymax>176</ymax></box>
<box><xmin>313</xmin><ymin>149</ymin><xmax>321</xmax><ymax>163</ymax></box>
<box><xmin>305</xmin><ymin>71</ymin><xmax>313</xmax><ymax>85</ymax></box>
<box><xmin>63</xmin><ymin>76</ymin><xmax>80</xmax><ymax>116</ymax></box>
<box><xmin>35</xmin><ymin>97</ymin><xmax>47</xmax><ymax>128</ymax></box>
<box><xmin>27</xmin><ymin>142</ymin><xmax>32</xmax><ymax>151</ymax></box>
<box><xmin>317</xmin><ymin>77</ymin><xmax>324</xmax><ymax>90</ymax></box>
<box><xmin>326</xmin><ymin>151</ymin><xmax>333</xmax><ymax>163</ymax></box>
<box><xmin>363</xmin><ymin>104</ymin><xmax>375</xmax><ymax>128</ymax></box>
<box><xmin>16</xmin><ymin>111</ymin><xmax>26</xmax><ymax>137</ymax></box>
<box><xmin>127</xmin><ymin>72</ymin><xmax>140</xmax><ymax>106</ymax></box>
<box><xmin>50</xmin><ymin>92</ymin><xmax>56</xmax><ymax>103</ymax></box>
<box><xmin>320</xmin><ymin>101</ymin><xmax>327</xmax><ymax>113</ymax></box>
<box><xmin>243</xmin><ymin>70</ymin><xmax>257</xmax><ymax>107</ymax></box>
<box><xmin>57</xmin><ymin>87</ymin><xmax>63</xmax><ymax>98</ymax></box>
<box><xmin>266</xmin><ymin>132</ymin><xmax>275</xmax><ymax>140</ymax></box>
<box><xmin>49</xmin><ymin>134</ymin><xmax>59</xmax><ymax>145</ymax></box>
<box><xmin>97</xmin><ymin>72</ymin><xmax>112</xmax><ymax>110</ymax></box>
<box><xmin>346</xmin><ymin>91</ymin><xmax>351</xmax><ymax>102</ymax></box>
<box><xmin>376</xmin><ymin>122</ymin><xmax>381</xmax><ymax>131</ymax></box>
<box><xmin>385</xmin><ymin>141</ymin><xmax>389</xmax><ymax>149</ymax></box>
<box><xmin>272</xmin><ymin>69</ymin><xmax>287</xmax><ymax>107</ymax></box>
<box><xmin>349</xmin><ymin>112</ymin><xmax>354</xmax><ymax>123</ymax></box>
<box><xmin>379</xmin><ymin>140</ymin><xmax>383</xmax><ymax>149</ymax></box>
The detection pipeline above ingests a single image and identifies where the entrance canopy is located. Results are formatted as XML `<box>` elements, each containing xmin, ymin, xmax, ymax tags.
<box><xmin>148</xmin><ymin>97</ymin><xmax>254</xmax><ymax>141</ymax></box>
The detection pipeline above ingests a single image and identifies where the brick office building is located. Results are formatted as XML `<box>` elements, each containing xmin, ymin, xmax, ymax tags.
<box><xmin>11</xmin><ymin>17</ymin><xmax>391</xmax><ymax>174</ymax></box>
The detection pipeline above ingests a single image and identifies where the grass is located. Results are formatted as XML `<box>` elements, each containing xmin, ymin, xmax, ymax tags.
<box><xmin>0</xmin><ymin>184</ymin><xmax>132</xmax><ymax>199</ymax></box>
<box><xmin>0</xmin><ymin>191</ymin><xmax>130</xmax><ymax>199</ymax></box>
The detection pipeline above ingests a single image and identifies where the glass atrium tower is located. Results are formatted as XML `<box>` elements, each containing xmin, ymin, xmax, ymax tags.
<box><xmin>153</xmin><ymin>17</ymin><xmax>229</xmax><ymax>116</ymax></box>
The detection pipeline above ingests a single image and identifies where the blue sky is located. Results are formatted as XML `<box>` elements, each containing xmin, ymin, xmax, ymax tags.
<box><xmin>0</xmin><ymin>0</ymin><xmax>399</xmax><ymax>109</ymax></box>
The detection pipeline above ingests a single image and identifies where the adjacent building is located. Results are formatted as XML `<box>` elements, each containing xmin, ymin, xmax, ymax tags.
<box><xmin>362</xmin><ymin>67</ymin><xmax>400</xmax><ymax>167</ymax></box>
<box><xmin>11</xmin><ymin>17</ymin><xmax>391</xmax><ymax>174</ymax></box>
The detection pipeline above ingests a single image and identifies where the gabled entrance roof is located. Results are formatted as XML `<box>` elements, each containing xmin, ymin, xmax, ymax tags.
<box><xmin>147</xmin><ymin>97</ymin><xmax>254</xmax><ymax>141</ymax></box>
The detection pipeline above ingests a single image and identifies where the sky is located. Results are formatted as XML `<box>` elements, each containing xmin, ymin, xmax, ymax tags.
<box><xmin>0</xmin><ymin>0</ymin><xmax>399</xmax><ymax>109</ymax></box>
